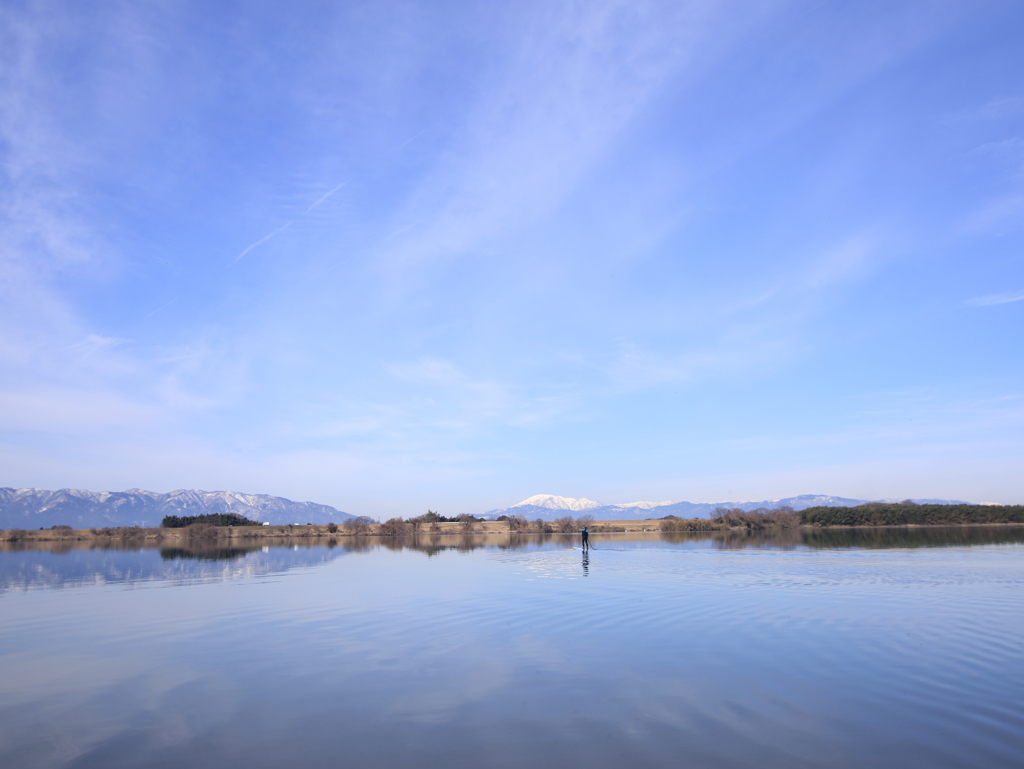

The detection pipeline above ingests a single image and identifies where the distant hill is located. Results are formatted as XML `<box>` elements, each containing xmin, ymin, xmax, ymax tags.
<box><xmin>1</xmin><ymin>487</ymin><xmax>981</xmax><ymax>529</ymax></box>
<box><xmin>0</xmin><ymin>488</ymin><xmax>354</xmax><ymax>529</ymax></box>
<box><xmin>486</xmin><ymin>494</ymin><xmax>973</xmax><ymax>521</ymax></box>
<box><xmin>511</xmin><ymin>494</ymin><xmax>605</xmax><ymax>511</ymax></box>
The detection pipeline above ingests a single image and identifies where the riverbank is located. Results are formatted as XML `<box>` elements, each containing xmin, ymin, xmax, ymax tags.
<box><xmin>0</xmin><ymin>519</ymin><xmax>657</xmax><ymax>542</ymax></box>
<box><xmin>5</xmin><ymin>525</ymin><xmax>1024</xmax><ymax>557</ymax></box>
<box><xmin>4</xmin><ymin>518</ymin><xmax>1024</xmax><ymax>543</ymax></box>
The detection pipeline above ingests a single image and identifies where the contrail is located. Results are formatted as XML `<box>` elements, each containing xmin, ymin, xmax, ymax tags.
<box><xmin>144</xmin><ymin>299</ymin><xmax>175</xmax><ymax>319</ymax></box>
<box><xmin>233</xmin><ymin>220</ymin><xmax>294</xmax><ymax>263</ymax></box>
<box><xmin>231</xmin><ymin>180</ymin><xmax>347</xmax><ymax>265</ymax></box>
<box><xmin>395</xmin><ymin>129</ymin><xmax>425</xmax><ymax>151</ymax></box>
<box><xmin>305</xmin><ymin>182</ymin><xmax>347</xmax><ymax>213</ymax></box>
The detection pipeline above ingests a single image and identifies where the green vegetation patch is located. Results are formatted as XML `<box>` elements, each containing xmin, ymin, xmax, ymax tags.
<box><xmin>160</xmin><ymin>513</ymin><xmax>262</xmax><ymax>528</ymax></box>
<box><xmin>799</xmin><ymin>503</ymin><xmax>1024</xmax><ymax>527</ymax></box>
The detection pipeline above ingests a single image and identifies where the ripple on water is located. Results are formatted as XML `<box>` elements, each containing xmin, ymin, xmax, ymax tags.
<box><xmin>1</xmin><ymin>540</ymin><xmax>1022</xmax><ymax>769</ymax></box>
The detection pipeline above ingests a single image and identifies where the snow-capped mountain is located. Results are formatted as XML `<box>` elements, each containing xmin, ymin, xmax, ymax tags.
<box><xmin>488</xmin><ymin>494</ymin><xmax>972</xmax><ymax>521</ymax></box>
<box><xmin>615</xmin><ymin>500</ymin><xmax>676</xmax><ymax>509</ymax></box>
<box><xmin>0</xmin><ymin>487</ymin><xmax>354</xmax><ymax>529</ymax></box>
<box><xmin>500</xmin><ymin>494</ymin><xmax>676</xmax><ymax>520</ymax></box>
<box><xmin>512</xmin><ymin>495</ymin><xmax>603</xmax><ymax>511</ymax></box>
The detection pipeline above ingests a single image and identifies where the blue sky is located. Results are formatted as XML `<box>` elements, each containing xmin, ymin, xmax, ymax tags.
<box><xmin>2</xmin><ymin>0</ymin><xmax>1022</xmax><ymax>516</ymax></box>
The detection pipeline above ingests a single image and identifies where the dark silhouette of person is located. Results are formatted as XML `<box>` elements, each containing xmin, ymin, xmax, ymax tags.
<box><xmin>581</xmin><ymin>525</ymin><xmax>590</xmax><ymax>551</ymax></box>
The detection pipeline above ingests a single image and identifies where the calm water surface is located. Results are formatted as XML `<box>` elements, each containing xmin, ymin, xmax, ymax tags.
<box><xmin>1</xmin><ymin>528</ymin><xmax>1023</xmax><ymax>768</ymax></box>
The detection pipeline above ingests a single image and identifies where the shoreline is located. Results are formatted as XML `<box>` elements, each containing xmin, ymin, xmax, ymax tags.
<box><xmin>3</xmin><ymin>520</ymin><xmax>1024</xmax><ymax>543</ymax></box>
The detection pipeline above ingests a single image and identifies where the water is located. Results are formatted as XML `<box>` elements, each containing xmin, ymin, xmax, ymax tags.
<box><xmin>1</xmin><ymin>529</ymin><xmax>1023</xmax><ymax>768</ymax></box>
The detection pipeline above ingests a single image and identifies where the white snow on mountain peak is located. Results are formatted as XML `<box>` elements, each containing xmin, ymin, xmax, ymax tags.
<box><xmin>0</xmin><ymin>487</ymin><xmax>356</xmax><ymax>528</ymax></box>
<box><xmin>510</xmin><ymin>495</ymin><xmax>678</xmax><ymax>511</ymax></box>
<box><xmin>512</xmin><ymin>495</ymin><xmax>603</xmax><ymax>511</ymax></box>
<box><xmin>614</xmin><ymin>500</ymin><xmax>675</xmax><ymax>509</ymax></box>
<box><xmin>493</xmin><ymin>493</ymin><xmax>974</xmax><ymax>521</ymax></box>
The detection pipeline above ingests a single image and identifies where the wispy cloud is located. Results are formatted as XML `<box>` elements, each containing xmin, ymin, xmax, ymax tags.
<box><xmin>965</xmin><ymin>290</ymin><xmax>1024</xmax><ymax>307</ymax></box>
<box><xmin>799</xmin><ymin>236</ymin><xmax>877</xmax><ymax>291</ymax></box>
<box><xmin>69</xmin><ymin>334</ymin><xmax>127</xmax><ymax>361</ymax></box>
<box><xmin>963</xmin><ymin>195</ymin><xmax>1024</xmax><ymax>235</ymax></box>
<box><xmin>379</xmin><ymin>357</ymin><xmax>581</xmax><ymax>432</ymax></box>
<box><xmin>720</xmin><ymin>388</ymin><xmax>1024</xmax><ymax>454</ymax></box>
<box><xmin>387</xmin><ymin>358</ymin><xmax>513</xmax><ymax>415</ymax></box>
<box><xmin>3</xmin><ymin>0</ymin><xmax>1023</xmax><ymax>511</ymax></box>
<box><xmin>377</xmin><ymin>1</ymin><xmax>760</xmax><ymax>277</ymax></box>
<box><xmin>946</xmin><ymin>95</ymin><xmax>1024</xmax><ymax>123</ymax></box>
<box><xmin>0</xmin><ymin>388</ymin><xmax>165</xmax><ymax>433</ymax></box>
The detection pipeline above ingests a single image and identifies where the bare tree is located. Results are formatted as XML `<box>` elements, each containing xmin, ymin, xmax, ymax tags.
<box><xmin>508</xmin><ymin>514</ymin><xmax>528</xmax><ymax>532</ymax></box>
<box><xmin>554</xmin><ymin>515</ymin><xmax>576</xmax><ymax>533</ymax></box>
<box><xmin>344</xmin><ymin>516</ymin><xmax>374</xmax><ymax>535</ymax></box>
<box><xmin>379</xmin><ymin>518</ymin><xmax>408</xmax><ymax>536</ymax></box>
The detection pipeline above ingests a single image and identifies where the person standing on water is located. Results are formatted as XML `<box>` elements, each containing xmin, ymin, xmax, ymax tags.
<box><xmin>581</xmin><ymin>525</ymin><xmax>590</xmax><ymax>551</ymax></box>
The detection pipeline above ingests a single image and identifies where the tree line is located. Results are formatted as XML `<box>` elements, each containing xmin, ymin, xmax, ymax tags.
<box><xmin>345</xmin><ymin>512</ymin><xmax>600</xmax><ymax>536</ymax></box>
<box><xmin>160</xmin><ymin>513</ymin><xmax>263</xmax><ymax>528</ymax></box>
<box><xmin>157</xmin><ymin>502</ymin><xmax>1024</xmax><ymax>534</ymax></box>
<box><xmin>660</xmin><ymin>502</ymin><xmax>1024</xmax><ymax>531</ymax></box>
<box><xmin>799</xmin><ymin>502</ymin><xmax>1024</xmax><ymax>527</ymax></box>
<box><xmin>661</xmin><ymin>507</ymin><xmax>800</xmax><ymax>532</ymax></box>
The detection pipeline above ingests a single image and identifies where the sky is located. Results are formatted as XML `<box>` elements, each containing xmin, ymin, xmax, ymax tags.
<box><xmin>1</xmin><ymin>0</ymin><xmax>1022</xmax><ymax>517</ymax></box>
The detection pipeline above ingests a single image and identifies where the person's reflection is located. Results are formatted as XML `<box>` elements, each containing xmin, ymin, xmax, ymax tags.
<box><xmin>582</xmin><ymin>550</ymin><xmax>589</xmax><ymax>576</ymax></box>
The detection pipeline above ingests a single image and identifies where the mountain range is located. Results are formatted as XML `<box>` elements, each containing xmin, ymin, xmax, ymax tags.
<box><xmin>486</xmin><ymin>494</ymin><xmax>973</xmax><ymax>521</ymax></box>
<box><xmin>1</xmin><ymin>487</ymin><xmax>978</xmax><ymax>530</ymax></box>
<box><xmin>0</xmin><ymin>488</ymin><xmax>354</xmax><ymax>529</ymax></box>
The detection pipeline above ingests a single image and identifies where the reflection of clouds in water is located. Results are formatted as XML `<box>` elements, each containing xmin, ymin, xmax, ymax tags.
<box><xmin>6</xmin><ymin>527</ymin><xmax>1024</xmax><ymax>592</ymax></box>
<box><xmin>383</xmin><ymin>653</ymin><xmax>516</xmax><ymax>724</ymax></box>
<box><xmin>0</xmin><ymin>545</ymin><xmax>349</xmax><ymax>591</ymax></box>
<box><xmin>2</xmin><ymin>538</ymin><xmax>1024</xmax><ymax>768</ymax></box>
<box><xmin>495</xmin><ymin>546</ymin><xmax>1024</xmax><ymax>589</ymax></box>
<box><xmin>0</xmin><ymin>534</ymin><xmax>580</xmax><ymax>593</ymax></box>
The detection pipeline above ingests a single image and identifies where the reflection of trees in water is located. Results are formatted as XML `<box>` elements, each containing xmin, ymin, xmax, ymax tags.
<box><xmin>7</xmin><ymin>527</ymin><xmax>1023</xmax><ymax>591</ymax></box>
<box><xmin>0</xmin><ymin>534</ymin><xmax>569</xmax><ymax>590</ymax></box>
<box><xmin>160</xmin><ymin>546</ymin><xmax>266</xmax><ymax>561</ymax></box>
<box><xmin>0</xmin><ymin>540</ymin><xmax>351</xmax><ymax>591</ymax></box>
<box><xmin>507</xmin><ymin>533</ymin><xmax>555</xmax><ymax>549</ymax></box>
<box><xmin>801</xmin><ymin>526</ymin><xmax>1024</xmax><ymax>549</ymax></box>
<box><xmin>715</xmin><ymin>528</ymin><xmax>804</xmax><ymax>550</ymax></box>
<box><xmin>2</xmin><ymin>540</ymin><xmax>162</xmax><ymax>555</ymax></box>
<box><xmin>330</xmin><ymin>532</ymin><xmax>562</xmax><ymax>556</ymax></box>
<box><xmin>660</xmin><ymin>529</ymin><xmax>803</xmax><ymax>550</ymax></box>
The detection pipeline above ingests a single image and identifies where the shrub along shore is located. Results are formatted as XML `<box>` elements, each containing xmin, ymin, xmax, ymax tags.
<box><xmin>799</xmin><ymin>502</ymin><xmax>1024</xmax><ymax>526</ymax></box>
<box><xmin>661</xmin><ymin>502</ymin><xmax>1024</xmax><ymax>532</ymax></box>
<box><xmin>1</xmin><ymin>503</ymin><xmax>1022</xmax><ymax>542</ymax></box>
